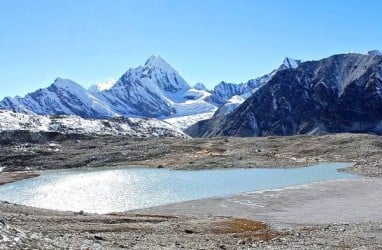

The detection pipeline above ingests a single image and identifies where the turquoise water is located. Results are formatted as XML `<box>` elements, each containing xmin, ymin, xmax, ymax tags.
<box><xmin>0</xmin><ymin>163</ymin><xmax>355</xmax><ymax>214</ymax></box>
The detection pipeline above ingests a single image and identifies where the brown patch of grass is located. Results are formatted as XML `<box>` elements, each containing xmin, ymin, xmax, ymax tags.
<box><xmin>212</xmin><ymin>218</ymin><xmax>287</xmax><ymax>241</ymax></box>
<box><xmin>227</xmin><ymin>219</ymin><xmax>266</xmax><ymax>233</ymax></box>
<box><xmin>212</xmin><ymin>219</ymin><xmax>267</xmax><ymax>234</ymax></box>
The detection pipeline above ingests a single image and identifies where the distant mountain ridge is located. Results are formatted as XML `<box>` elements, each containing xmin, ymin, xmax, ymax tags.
<box><xmin>187</xmin><ymin>52</ymin><xmax>382</xmax><ymax>137</ymax></box>
<box><xmin>0</xmin><ymin>55</ymin><xmax>299</xmax><ymax>129</ymax></box>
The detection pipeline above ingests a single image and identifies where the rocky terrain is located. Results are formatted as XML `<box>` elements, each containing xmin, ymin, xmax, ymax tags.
<box><xmin>0</xmin><ymin>133</ymin><xmax>381</xmax><ymax>248</ymax></box>
<box><xmin>1</xmin><ymin>200</ymin><xmax>381</xmax><ymax>249</ymax></box>
<box><xmin>0</xmin><ymin>132</ymin><xmax>380</xmax><ymax>176</ymax></box>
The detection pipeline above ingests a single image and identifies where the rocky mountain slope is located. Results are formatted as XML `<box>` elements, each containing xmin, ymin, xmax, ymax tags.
<box><xmin>208</xmin><ymin>57</ymin><xmax>301</xmax><ymax>116</ymax></box>
<box><xmin>0</xmin><ymin>110</ymin><xmax>188</xmax><ymax>138</ymax></box>
<box><xmin>187</xmin><ymin>52</ymin><xmax>382</xmax><ymax>137</ymax></box>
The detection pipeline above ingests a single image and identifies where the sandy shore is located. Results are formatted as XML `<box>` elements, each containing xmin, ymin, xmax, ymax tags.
<box><xmin>0</xmin><ymin>133</ymin><xmax>381</xmax><ymax>248</ymax></box>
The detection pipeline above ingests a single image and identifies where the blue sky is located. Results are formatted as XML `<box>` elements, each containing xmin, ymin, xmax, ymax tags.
<box><xmin>1</xmin><ymin>0</ymin><xmax>381</xmax><ymax>98</ymax></box>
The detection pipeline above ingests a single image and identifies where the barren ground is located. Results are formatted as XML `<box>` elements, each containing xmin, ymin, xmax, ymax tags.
<box><xmin>0</xmin><ymin>133</ymin><xmax>381</xmax><ymax>249</ymax></box>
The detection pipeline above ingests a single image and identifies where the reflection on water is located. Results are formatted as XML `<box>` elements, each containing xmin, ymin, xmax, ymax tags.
<box><xmin>0</xmin><ymin>163</ymin><xmax>355</xmax><ymax>214</ymax></box>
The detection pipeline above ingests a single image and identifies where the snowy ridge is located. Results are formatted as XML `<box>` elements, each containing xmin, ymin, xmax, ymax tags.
<box><xmin>0</xmin><ymin>110</ymin><xmax>188</xmax><ymax>138</ymax></box>
<box><xmin>0</xmin><ymin>78</ymin><xmax>117</xmax><ymax>118</ymax></box>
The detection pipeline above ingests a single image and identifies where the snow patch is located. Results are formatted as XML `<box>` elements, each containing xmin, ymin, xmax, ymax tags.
<box><xmin>183</xmin><ymin>88</ymin><xmax>211</xmax><ymax>100</ymax></box>
<box><xmin>165</xmin><ymin>112</ymin><xmax>215</xmax><ymax>130</ymax></box>
<box><xmin>0</xmin><ymin>110</ymin><xmax>188</xmax><ymax>138</ymax></box>
<box><xmin>227</xmin><ymin>95</ymin><xmax>245</xmax><ymax>104</ymax></box>
<box><xmin>89</xmin><ymin>78</ymin><xmax>116</xmax><ymax>92</ymax></box>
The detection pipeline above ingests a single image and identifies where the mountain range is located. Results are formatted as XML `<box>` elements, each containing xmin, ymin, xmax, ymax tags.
<box><xmin>187</xmin><ymin>51</ymin><xmax>382</xmax><ymax>137</ymax></box>
<box><xmin>0</xmin><ymin>55</ymin><xmax>299</xmax><ymax>130</ymax></box>
<box><xmin>2</xmin><ymin>51</ymin><xmax>381</xmax><ymax>137</ymax></box>
<box><xmin>0</xmin><ymin>56</ymin><xmax>213</xmax><ymax>119</ymax></box>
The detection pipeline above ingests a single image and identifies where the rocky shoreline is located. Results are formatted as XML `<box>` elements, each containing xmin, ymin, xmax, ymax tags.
<box><xmin>1</xmin><ymin>197</ymin><xmax>380</xmax><ymax>249</ymax></box>
<box><xmin>0</xmin><ymin>133</ymin><xmax>381</xmax><ymax>248</ymax></box>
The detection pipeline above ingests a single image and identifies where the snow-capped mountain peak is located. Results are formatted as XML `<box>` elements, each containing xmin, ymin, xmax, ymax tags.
<box><xmin>51</xmin><ymin>78</ymin><xmax>84</xmax><ymax>91</ymax></box>
<box><xmin>144</xmin><ymin>54</ymin><xmax>171</xmax><ymax>69</ymax></box>
<box><xmin>85</xmin><ymin>55</ymin><xmax>215</xmax><ymax>120</ymax></box>
<box><xmin>280</xmin><ymin>57</ymin><xmax>301</xmax><ymax>70</ymax></box>
<box><xmin>140</xmin><ymin>55</ymin><xmax>189</xmax><ymax>96</ymax></box>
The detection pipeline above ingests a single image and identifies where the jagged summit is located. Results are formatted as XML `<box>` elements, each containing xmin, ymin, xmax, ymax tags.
<box><xmin>51</xmin><ymin>78</ymin><xmax>83</xmax><ymax>90</ymax></box>
<box><xmin>144</xmin><ymin>54</ymin><xmax>169</xmax><ymax>68</ymax></box>
<box><xmin>279</xmin><ymin>57</ymin><xmax>302</xmax><ymax>70</ymax></box>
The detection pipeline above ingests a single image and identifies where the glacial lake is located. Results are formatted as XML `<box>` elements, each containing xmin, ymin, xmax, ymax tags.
<box><xmin>0</xmin><ymin>163</ymin><xmax>356</xmax><ymax>214</ymax></box>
